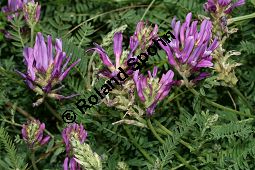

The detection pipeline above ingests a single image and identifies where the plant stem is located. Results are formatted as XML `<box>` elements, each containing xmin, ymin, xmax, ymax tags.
<box><xmin>189</xmin><ymin>88</ymin><xmax>255</xmax><ymax>118</ymax></box>
<box><xmin>228</xmin><ymin>12</ymin><xmax>255</xmax><ymax>25</ymax></box>
<box><xmin>30</xmin><ymin>25</ymin><xmax>34</xmax><ymax>47</ymax></box>
<box><xmin>44</xmin><ymin>102</ymin><xmax>63</xmax><ymax>122</ymax></box>
<box><xmin>123</xmin><ymin>126</ymin><xmax>154</xmax><ymax>164</ymax></box>
<box><xmin>154</xmin><ymin>120</ymin><xmax>195</xmax><ymax>152</ymax></box>
<box><xmin>18</xmin><ymin>28</ymin><xmax>24</xmax><ymax>47</ymax></box>
<box><xmin>86</xmin><ymin>51</ymin><xmax>96</xmax><ymax>90</ymax></box>
<box><xmin>231</xmin><ymin>87</ymin><xmax>253</xmax><ymax>112</ymax></box>
<box><xmin>64</xmin><ymin>5</ymin><xmax>150</xmax><ymax>38</ymax></box>
<box><xmin>31</xmin><ymin>150</ymin><xmax>38</xmax><ymax>170</ymax></box>
<box><xmin>174</xmin><ymin>152</ymin><xmax>197</xmax><ymax>170</ymax></box>
<box><xmin>141</xmin><ymin>0</ymin><xmax>155</xmax><ymax>20</ymax></box>
<box><xmin>147</xmin><ymin>119</ymin><xmax>165</xmax><ymax>144</ymax></box>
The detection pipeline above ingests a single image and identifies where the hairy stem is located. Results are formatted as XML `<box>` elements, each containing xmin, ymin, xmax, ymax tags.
<box><xmin>154</xmin><ymin>120</ymin><xmax>195</xmax><ymax>152</ymax></box>
<box><xmin>141</xmin><ymin>0</ymin><xmax>155</xmax><ymax>20</ymax></box>
<box><xmin>189</xmin><ymin>88</ymin><xmax>255</xmax><ymax>118</ymax></box>
<box><xmin>231</xmin><ymin>87</ymin><xmax>253</xmax><ymax>112</ymax></box>
<box><xmin>147</xmin><ymin>119</ymin><xmax>165</xmax><ymax>144</ymax></box>
<box><xmin>31</xmin><ymin>150</ymin><xmax>38</xmax><ymax>170</ymax></box>
<box><xmin>123</xmin><ymin>126</ymin><xmax>154</xmax><ymax>164</ymax></box>
<box><xmin>44</xmin><ymin>102</ymin><xmax>63</xmax><ymax>122</ymax></box>
<box><xmin>228</xmin><ymin>12</ymin><xmax>255</xmax><ymax>25</ymax></box>
<box><xmin>30</xmin><ymin>25</ymin><xmax>34</xmax><ymax>47</ymax></box>
<box><xmin>18</xmin><ymin>27</ymin><xmax>25</xmax><ymax>48</ymax></box>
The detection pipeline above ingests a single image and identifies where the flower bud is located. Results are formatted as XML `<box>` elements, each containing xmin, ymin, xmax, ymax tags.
<box><xmin>21</xmin><ymin>119</ymin><xmax>50</xmax><ymax>149</ymax></box>
<box><xmin>131</xmin><ymin>21</ymin><xmax>158</xmax><ymax>53</ymax></box>
<box><xmin>23</xmin><ymin>1</ymin><xmax>41</xmax><ymax>26</ymax></box>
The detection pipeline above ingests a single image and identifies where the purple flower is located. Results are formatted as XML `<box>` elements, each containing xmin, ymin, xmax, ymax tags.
<box><xmin>1</xmin><ymin>0</ymin><xmax>32</xmax><ymax>21</ymax></box>
<box><xmin>21</xmin><ymin>119</ymin><xmax>50</xmax><ymax>148</ymax></box>
<box><xmin>131</xmin><ymin>21</ymin><xmax>158</xmax><ymax>53</ymax></box>
<box><xmin>17</xmin><ymin>32</ymin><xmax>80</xmax><ymax>106</ymax></box>
<box><xmin>62</xmin><ymin>123</ymin><xmax>87</xmax><ymax>170</ymax></box>
<box><xmin>133</xmin><ymin>67</ymin><xmax>174</xmax><ymax>115</ymax></box>
<box><xmin>160</xmin><ymin>13</ymin><xmax>219</xmax><ymax>83</ymax></box>
<box><xmin>89</xmin><ymin>32</ymin><xmax>136</xmax><ymax>78</ymax></box>
<box><xmin>204</xmin><ymin>0</ymin><xmax>245</xmax><ymax>14</ymax></box>
<box><xmin>62</xmin><ymin>123</ymin><xmax>87</xmax><ymax>153</ymax></box>
<box><xmin>63</xmin><ymin>157</ymin><xmax>81</xmax><ymax>170</ymax></box>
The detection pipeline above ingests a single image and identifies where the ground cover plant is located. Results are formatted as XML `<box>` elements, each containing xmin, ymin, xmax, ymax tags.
<box><xmin>0</xmin><ymin>0</ymin><xmax>255</xmax><ymax>169</ymax></box>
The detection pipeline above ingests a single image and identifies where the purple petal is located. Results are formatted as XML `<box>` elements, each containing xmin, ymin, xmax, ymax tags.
<box><xmin>192</xmin><ymin>72</ymin><xmax>211</xmax><ymax>83</ymax></box>
<box><xmin>196</xmin><ymin>59</ymin><xmax>213</xmax><ymax>68</ymax></box>
<box><xmin>88</xmin><ymin>44</ymin><xmax>114</xmax><ymax>68</ymax></box>
<box><xmin>40</xmin><ymin>136</ymin><xmax>50</xmax><ymax>146</ymax></box>
<box><xmin>218</xmin><ymin>0</ymin><xmax>231</xmax><ymax>6</ymax></box>
<box><xmin>70</xmin><ymin>157</ymin><xmax>77</xmax><ymax>170</ymax></box>
<box><xmin>55</xmin><ymin>38</ymin><xmax>62</xmax><ymax>52</ymax></box>
<box><xmin>47</xmin><ymin>35</ymin><xmax>53</xmax><ymax>65</ymax></box>
<box><xmin>146</xmin><ymin>101</ymin><xmax>157</xmax><ymax>116</ymax></box>
<box><xmin>52</xmin><ymin>52</ymin><xmax>65</xmax><ymax>77</ymax></box>
<box><xmin>63</xmin><ymin>157</ymin><xmax>69</xmax><ymax>170</ymax></box>
<box><xmin>21</xmin><ymin>125</ymin><xmax>27</xmax><ymax>139</ymax></box>
<box><xmin>133</xmin><ymin>70</ymin><xmax>146</xmax><ymax>102</ymax></box>
<box><xmin>113</xmin><ymin>32</ymin><xmax>123</xmax><ymax>68</ymax></box>
<box><xmin>208</xmin><ymin>38</ymin><xmax>219</xmax><ymax>51</ymax></box>
<box><xmin>171</xmin><ymin>16</ymin><xmax>176</xmax><ymax>29</ymax></box>
<box><xmin>152</xmin><ymin>67</ymin><xmax>158</xmax><ymax>78</ymax></box>
<box><xmin>158</xmin><ymin>39</ymin><xmax>176</xmax><ymax>66</ymax></box>
<box><xmin>59</xmin><ymin>58</ymin><xmax>81</xmax><ymax>81</ymax></box>
<box><xmin>34</xmin><ymin>33</ymin><xmax>48</xmax><ymax>72</ymax></box>
<box><xmin>24</xmin><ymin>47</ymin><xmax>36</xmax><ymax>81</ymax></box>
<box><xmin>224</xmin><ymin>0</ymin><xmax>245</xmax><ymax>14</ymax></box>
<box><xmin>182</xmin><ymin>36</ymin><xmax>195</xmax><ymax>63</ymax></box>
<box><xmin>185</xmin><ymin>12</ymin><xmax>192</xmax><ymax>27</ymax></box>
<box><xmin>35</xmin><ymin>4</ymin><xmax>41</xmax><ymax>22</ymax></box>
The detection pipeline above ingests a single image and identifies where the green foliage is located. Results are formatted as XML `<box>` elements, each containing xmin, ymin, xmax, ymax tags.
<box><xmin>0</xmin><ymin>127</ymin><xmax>28</xmax><ymax>170</ymax></box>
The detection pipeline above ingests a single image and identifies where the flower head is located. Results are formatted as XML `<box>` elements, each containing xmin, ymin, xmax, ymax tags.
<box><xmin>23</xmin><ymin>1</ymin><xmax>41</xmax><ymax>25</ymax></box>
<box><xmin>1</xmin><ymin>0</ymin><xmax>32</xmax><ymax>21</ymax></box>
<box><xmin>204</xmin><ymin>0</ymin><xmax>245</xmax><ymax>14</ymax></box>
<box><xmin>130</xmin><ymin>21</ymin><xmax>158</xmax><ymax>54</ymax></box>
<box><xmin>62</xmin><ymin>123</ymin><xmax>87</xmax><ymax>154</ymax></box>
<box><xmin>21</xmin><ymin>119</ymin><xmax>50</xmax><ymax>148</ymax></box>
<box><xmin>89</xmin><ymin>32</ymin><xmax>136</xmax><ymax>78</ymax></box>
<box><xmin>160</xmin><ymin>13</ymin><xmax>219</xmax><ymax>85</ymax></box>
<box><xmin>133</xmin><ymin>67</ymin><xmax>174</xmax><ymax>115</ymax></box>
<box><xmin>62</xmin><ymin>123</ymin><xmax>87</xmax><ymax>170</ymax></box>
<box><xmin>17</xmin><ymin>32</ymin><xmax>80</xmax><ymax>106</ymax></box>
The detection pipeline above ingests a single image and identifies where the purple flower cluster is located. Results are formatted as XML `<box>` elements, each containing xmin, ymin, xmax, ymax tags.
<box><xmin>91</xmin><ymin>21</ymin><xmax>158</xmax><ymax>79</ymax></box>
<box><xmin>91</xmin><ymin>14</ymin><xmax>219</xmax><ymax>115</ymax></box>
<box><xmin>160</xmin><ymin>12</ymin><xmax>219</xmax><ymax>83</ymax></box>
<box><xmin>2</xmin><ymin>0</ymin><xmax>40</xmax><ymax>22</ymax></box>
<box><xmin>17</xmin><ymin>32</ymin><xmax>81</xmax><ymax>106</ymax></box>
<box><xmin>21</xmin><ymin>119</ymin><xmax>50</xmax><ymax>148</ymax></box>
<box><xmin>134</xmin><ymin>67</ymin><xmax>174</xmax><ymax>115</ymax></box>
<box><xmin>90</xmin><ymin>32</ymin><xmax>132</xmax><ymax>78</ymax></box>
<box><xmin>130</xmin><ymin>21</ymin><xmax>158</xmax><ymax>52</ymax></box>
<box><xmin>204</xmin><ymin>0</ymin><xmax>245</xmax><ymax>14</ymax></box>
<box><xmin>62</xmin><ymin>123</ymin><xmax>87</xmax><ymax>170</ymax></box>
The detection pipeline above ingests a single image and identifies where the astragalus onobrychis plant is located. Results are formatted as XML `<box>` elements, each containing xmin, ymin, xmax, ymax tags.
<box><xmin>0</xmin><ymin>0</ymin><xmax>255</xmax><ymax>169</ymax></box>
